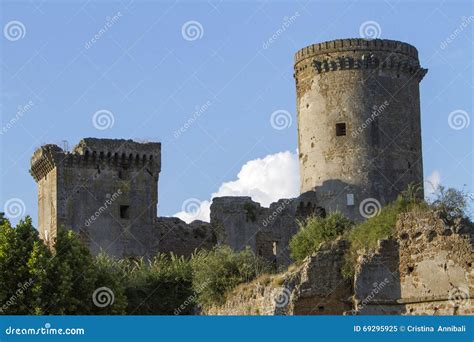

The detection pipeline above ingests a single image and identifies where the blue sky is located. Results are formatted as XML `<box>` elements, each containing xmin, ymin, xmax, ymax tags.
<box><xmin>1</xmin><ymin>0</ymin><xmax>472</xmax><ymax>226</ymax></box>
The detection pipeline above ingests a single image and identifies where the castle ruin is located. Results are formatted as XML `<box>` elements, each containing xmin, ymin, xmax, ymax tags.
<box><xmin>32</xmin><ymin>39</ymin><xmax>428</xmax><ymax>266</ymax></box>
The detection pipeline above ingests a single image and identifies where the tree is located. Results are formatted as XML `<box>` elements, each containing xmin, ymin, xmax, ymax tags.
<box><xmin>0</xmin><ymin>217</ymin><xmax>40</xmax><ymax>314</ymax></box>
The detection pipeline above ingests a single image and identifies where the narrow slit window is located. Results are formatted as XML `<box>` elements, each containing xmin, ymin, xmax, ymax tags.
<box><xmin>336</xmin><ymin>123</ymin><xmax>346</xmax><ymax>136</ymax></box>
<box><xmin>120</xmin><ymin>205</ymin><xmax>130</xmax><ymax>219</ymax></box>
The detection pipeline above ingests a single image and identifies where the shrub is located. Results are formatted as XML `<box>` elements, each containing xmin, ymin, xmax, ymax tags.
<box><xmin>429</xmin><ymin>185</ymin><xmax>470</xmax><ymax>222</ymax></box>
<box><xmin>289</xmin><ymin>212</ymin><xmax>353</xmax><ymax>262</ymax></box>
<box><xmin>341</xmin><ymin>186</ymin><xmax>427</xmax><ymax>279</ymax></box>
<box><xmin>191</xmin><ymin>245</ymin><xmax>271</xmax><ymax>307</ymax></box>
<box><xmin>122</xmin><ymin>254</ymin><xmax>194</xmax><ymax>315</ymax></box>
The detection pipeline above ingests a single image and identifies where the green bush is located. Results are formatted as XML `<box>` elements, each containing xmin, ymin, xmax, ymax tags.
<box><xmin>122</xmin><ymin>254</ymin><xmax>194</xmax><ymax>315</ymax></box>
<box><xmin>191</xmin><ymin>245</ymin><xmax>271</xmax><ymax>307</ymax></box>
<box><xmin>289</xmin><ymin>212</ymin><xmax>353</xmax><ymax>262</ymax></box>
<box><xmin>341</xmin><ymin>186</ymin><xmax>427</xmax><ymax>279</ymax></box>
<box><xmin>429</xmin><ymin>185</ymin><xmax>470</xmax><ymax>222</ymax></box>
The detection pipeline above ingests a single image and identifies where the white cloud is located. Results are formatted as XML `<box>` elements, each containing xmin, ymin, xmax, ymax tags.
<box><xmin>174</xmin><ymin>151</ymin><xmax>300</xmax><ymax>223</ymax></box>
<box><xmin>424</xmin><ymin>170</ymin><xmax>441</xmax><ymax>198</ymax></box>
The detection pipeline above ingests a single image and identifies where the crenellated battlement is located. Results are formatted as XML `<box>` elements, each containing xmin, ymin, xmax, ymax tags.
<box><xmin>30</xmin><ymin>138</ymin><xmax>161</xmax><ymax>182</ymax></box>
<box><xmin>294</xmin><ymin>53</ymin><xmax>427</xmax><ymax>81</ymax></box>
<box><xmin>294</xmin><ymin>38</ymin><xmax>419</xmax><ymax>64</ymax></box>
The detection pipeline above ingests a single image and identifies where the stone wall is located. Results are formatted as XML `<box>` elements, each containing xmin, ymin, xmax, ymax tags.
<box><xmin>205</xmin><ymin>210</ymin><xmax>473</xmax><ymax>315</ymax></box>
<box><xmin>353</xmin><ymin>210</ymin><xmax>473</xmax><ymax>315</ymax></box>
<box><xmin>210</xmin><ymin>192</ymin><xmax>323</xmax><ymax>269</ymax></box>
<box><xmin>153</xmin><ymin>217</ymin><xmax>216</xmax><ymax>256</ymax></box>
<box><xmin>204</xmin><ymin>239</ymin><xmax>352</xmax><ymax>315</ymax></box>
<box><xmin>30</xmin><ymin>138</ymin><xmax>217</xmax><ymax>259</ymax></box>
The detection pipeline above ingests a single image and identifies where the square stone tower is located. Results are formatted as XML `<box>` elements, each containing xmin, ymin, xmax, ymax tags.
<box><xmin>30</xmin><ymin>138</ymin><xmax>161</xmax><ymax>258</ymax></box>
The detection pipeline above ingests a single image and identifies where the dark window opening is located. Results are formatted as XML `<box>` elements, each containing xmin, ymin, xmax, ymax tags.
<box><xmin>335</xmin><ymin>123</ymin><xmax>346</xmax><ymax>136</ymax></box>
<box><xmin>120</xmin><ymin>205</ymin><xmax>130</xmax><ymax>219</ymax></box>
<box><xmin>318</xmin><ymin>306</ymin><xmax>325</xmax><ymax>311</ymax></box>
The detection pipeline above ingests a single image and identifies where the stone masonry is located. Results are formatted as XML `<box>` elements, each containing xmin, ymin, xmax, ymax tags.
<box><xmin>295</xmin><ymin>39</ymin><xmax>427</xmax><ymax>221</ymax></box>
<box><xmin>30</xmin><ymin>138</ymin><xmax>215</xmax><ymax>258</ymax></box>
<box><xmin>205</xmin><ymin>210</ymin><xmax>473</xmax><ymax>315</ymax></box>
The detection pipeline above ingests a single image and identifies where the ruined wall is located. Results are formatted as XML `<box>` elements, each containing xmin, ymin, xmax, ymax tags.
<box><xmin>294</xmin><ymin>39</ymin><xmax>427</xmax><ymax>221</ymax></box>
<box><xmin>205</xmin><ymin>210</ymin><xmax>473</xmax><ymax>316</ymax></box>
<box><xmin>153</xmin><ymin>217</ymin><xmax>216</xmax><ymax>256</ymax></box>
<box><xmin>354</xmin><ymin>210</ymin><xmax>473</xmax><ymax>315</ymax></box>
<box><xmin>31</xmin><ymin>138</ymin><xmax>219</xmax><ymax>259</ymax></box>
<box><xmin>210</xmin><ymin>193</ymin><xmax>322</xmax><ymax>269</ymax></box>
<box><xmin>204</xmin><ymin>239</ymin><xmax>352</xmax><ymax>315</ymax></box>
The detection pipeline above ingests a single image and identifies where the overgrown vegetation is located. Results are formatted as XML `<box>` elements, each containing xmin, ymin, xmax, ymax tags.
<box><xmin>340</xmin><ymin>187</ymin><xmax>426</xmax><ymax>279</ymax></box>
<box><xmin>289</xmin><ymin>212</ymin><xmax>353</xmax><ymax>262</ymax></box>
<box><xmin>191</xmin><ymin>246</ymin><xmax>272</xmax><ymax>307</ymax></box>
<box><xmin>0</xmin><ymin>218</ymin><xmax>270</xmax><ymax>314</ymax></box>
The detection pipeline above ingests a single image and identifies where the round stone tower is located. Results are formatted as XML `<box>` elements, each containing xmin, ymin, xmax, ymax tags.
<box><xmin>294</xmin><ymin>39</ymin><xmax>427</xmax><ymax>220</ymax></box>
